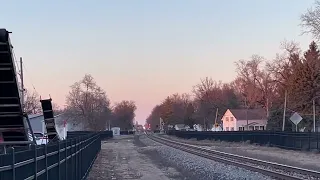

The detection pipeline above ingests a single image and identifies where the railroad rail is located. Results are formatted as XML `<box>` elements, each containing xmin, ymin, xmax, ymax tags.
<box><xmin>146</xmin><ymin>133</ymin><xmax>320</xmax><ymax>180</ymax></box>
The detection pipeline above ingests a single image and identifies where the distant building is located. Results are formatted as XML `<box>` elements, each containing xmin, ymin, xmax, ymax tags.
<box><xmin>111</xmin><ymin>127</ymin><xmax>120</xmax><ymax>136</ymax></box>
<box><xmin>27</xmin><ymin>113</ymin><xmax>68</xmax><ymax>139</ymax></box>
<box><xmin>222</xmin><ymin>109</ymin><xmax>267</xmax><ymax>131</ymax></box>
<box><xmin>193</xmin><ymin>124</ymin><xmax>203</xmax><ymax>131</ymax></box>
<box><xmin>27</xmin><ymin>114</ymin><xmax>46</xmax><ymax>134</ymax></box>
<box><xmin>174</xmin><ymin>124</ymin><xmax>190</xmax><ymax>131</ymax></box>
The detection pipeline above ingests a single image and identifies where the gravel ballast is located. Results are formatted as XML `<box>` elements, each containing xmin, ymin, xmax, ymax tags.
<box><xmin>87</xmin><ymin>135</ymin><xmax>188</xmax><ymax>180</ymax></box>
<box><xmin>161</xmin><ymin>134</ymin><xmax>320</xmax><ymax>171</ymax></box>
<box><xmin>139</xmin><ymin>135</ymin><xmax>274</xmax><ymax>180</ymax></box>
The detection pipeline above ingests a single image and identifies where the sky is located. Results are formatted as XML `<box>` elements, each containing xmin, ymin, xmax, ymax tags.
<box><xmin>0</xmin><ymin>0</ymin><xmax>316</xmax><ymax>124</ymax></box>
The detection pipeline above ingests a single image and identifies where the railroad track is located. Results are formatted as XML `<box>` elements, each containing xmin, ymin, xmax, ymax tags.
<box><xmin>145</xmin><ymin>133</ymin><xmax>320</xmax><ymax>180</ymax></box>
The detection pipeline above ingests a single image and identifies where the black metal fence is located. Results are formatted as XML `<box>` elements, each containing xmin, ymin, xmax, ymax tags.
<box><xmin>120</xmin><ymin>130</ymin><xmax>134</xmax><ymax>135</ymax></box>
<box><xmin>67</xmin><ymin>131</ymin><xmax>113</xmax><ymax>140</ymax></box>
<box><xmin>167</xmin><ymin>130</ymin><xmax>320</xmax><ymax>151</ymax></box>
<box><xmin>0</xmin><ymin>131</ymin><xmax>111</xmax><ymax>180</ymax></box>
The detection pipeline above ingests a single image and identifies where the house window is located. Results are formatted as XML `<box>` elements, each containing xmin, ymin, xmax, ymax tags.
<box><xmin>249</xmin><ymin>126</ymin><xmax>254</xmax><ymax>131</ymax></box>
<box><xmin>254</xmin><ymin>126</ymin><xmax>259</xmax><ymax>130</ymax></box>
<box><xmin>225</xmin><ymin>127</ymin><xmax>229</xmax><ymax>131</ymax></box>
<box><xmin>230</xmin><ymin>117</ymin><xmax>234</xmax><ymax>121</ymax></box>
<box><xmin>259</xmin><ymin>126</ymin><xmax>265</xmax><ymax>130</ymax></box>
<box><xmin>239</xmin><ymin>127</ymin><xmax>244</xmax><ymax>131</ymax></box>
<box><xmin>225</xmin><ymin>117</ymin><xmax>229</xmax><ymax>121</ymax></box>
<box><xmin>231</xmin><ymin>127</ymin><xmax>234</xmax><ymax>131</ymax></box>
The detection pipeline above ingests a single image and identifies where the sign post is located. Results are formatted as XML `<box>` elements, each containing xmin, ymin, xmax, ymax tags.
<box><xmin>160</xmin><ymin>118</ymin><xmax>165</xmax><ymax>133</ymax></box>
<box><xmin>290</xmin><ymin>112</ymin><xmax>303</xmax><ymax>132</ymax></box>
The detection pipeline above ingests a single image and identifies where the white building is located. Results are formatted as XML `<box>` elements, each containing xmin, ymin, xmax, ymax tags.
<box><xmin>27</xmin><ymin>113</ymin><xmax>67</xmax><ymax>140</ymax></box>
<box><xmin>111</xmin><ymin>127</ymin><xmax>120</xmax><ymax>136</ymax></box>
<box><xmin>222</xmin><ymin>109</ymin><xmax>267</xmax><ymax>131</ymax></box>
<box><xmin>174</xmin><ymin>124</ymin><xmax>190</xmax><ymax>131</ymax></box>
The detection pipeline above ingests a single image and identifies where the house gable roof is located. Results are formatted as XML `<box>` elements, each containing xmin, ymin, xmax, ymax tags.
<box><xmin>228</xmin><ymin>108</ymin><xmax>267</xmax><ymax>120</ymax></box>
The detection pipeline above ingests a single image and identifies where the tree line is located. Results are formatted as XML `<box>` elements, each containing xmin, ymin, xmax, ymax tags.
<box><xmin>146</xmin><ymin>1</ymin><xmax>320</xmax><ymax>131</ymax></box>
<box><xmin>25</xmin><ymin>74</ymin><xmax>137</xmax><ymax>131</ymax></box>
<box><xmin>22</xmin><ymin>89</ymin><xmax>61</xmax><ymax>115</ymax></box>
<box><xmin>64</xmin><ymin>74</ymin><xmax>137</xmax><ymax>131</ymax></box>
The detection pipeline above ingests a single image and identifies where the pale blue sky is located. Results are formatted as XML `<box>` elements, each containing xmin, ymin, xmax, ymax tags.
<box><xmin>0</xmin><ymin>0</ymin><xmax>315</xmax><ymax>123</ymax></box>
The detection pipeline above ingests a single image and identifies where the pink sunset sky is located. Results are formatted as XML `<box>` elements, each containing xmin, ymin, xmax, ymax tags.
<box><xmin>1</xmin><ymin>1</ymin><xmax>315</xmax><ymax>124</ymax></box>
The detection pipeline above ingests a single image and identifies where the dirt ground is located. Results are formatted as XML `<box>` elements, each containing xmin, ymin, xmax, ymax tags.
<box><xmin>161</xmin><ymin>134</ymin><xmax>320</xmax><ymax>171</ymax></box>
<box><xmin>87</xmin><ymin>135</ymin><xmax>188</xmax><ymax>180</ymax></box>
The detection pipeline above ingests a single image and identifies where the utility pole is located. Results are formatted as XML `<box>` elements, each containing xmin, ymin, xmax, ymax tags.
<box><xmin>213</xmin><ymin>108</ymin><xmax>219</xmax><ymax>131</ymax></box>
<box><xmin>203</xmin><ymin>117</ymin><xmax>206</xmax><ymax>131</ymax></box>
<box><xmin>282</xmin><ymin>90</ymin><xmax>287</xmax><ymax>131</ymax></box>
<box><xmin>214</xmin><ymin>108</ymin><xmax>218</xmax><ymax>125</ymax></box>
<box><xmin>266</xmin><ymin>98</ymin><xmax>269</xmax><ymax>118</ymax></box>
<box><xmin>313</xmin><ymin>99</ymin><xmax>316</xmax><ymax>132</ymax></box>
<box><xmin>20</xmin><ymin>57</ymin><xmax>25</xmax><ymax>112</ymax></box>
<box><xmin>245</xmin><ymin>97</ymin><xmax>248</xmax><ymax>130</ymax></box>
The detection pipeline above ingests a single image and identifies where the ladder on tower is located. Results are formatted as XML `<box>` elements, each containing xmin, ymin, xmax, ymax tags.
<box><xmin>0</xmin><ymin>29</ymin><xmax>35</xmax><ymax>148</ymax></box>
<box><xmin>40</xmin><ymin>98</ymin><xmax>59</xmax><ymax>142</ymax></box>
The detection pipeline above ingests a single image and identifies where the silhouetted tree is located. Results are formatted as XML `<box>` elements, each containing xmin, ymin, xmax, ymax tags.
<box><xmin>112</xmin><ymin>100</ymin><xmax>137</xmax><ymax>130</ymax></box>
<box><xmin>65</xmin><ymin>74</ymin><xmax>111</xmax><ymax>131</ymax></box>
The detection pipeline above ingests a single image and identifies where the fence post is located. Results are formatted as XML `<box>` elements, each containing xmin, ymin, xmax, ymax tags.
<box><xmin>11</xmin><ymin>147</ymin><xmax>15</xmax><ymax>180</ymax></box>
<box><xmin>308</xmin><ymin>131</ymin><xmax>311</xmax><ymax>151</ymax></box>
<box><xmin>65</xmin><ymin>140</ymin><xmax>68</xmax><ymax>180</ymax></box>
<box><xmin>58</xmin><ymin>141</ymin><xmax>60</xmax><ymax>180</ymax></box>
<box><xmin>75</xmin><ymin>138</ymin><xmax>77</xmax><ymax>180</ymax></box>
<box><xmin>80</xmin><ymin>137</ymin><xmax>82</xmax><ymax>178</ymax></box>
<box><xmin>45</xmin><ymin>144</ymin><xmax>48</xmax><ymax>180</ymax></box>
<box><xmin>71</xmin><ymin>139</ymin><xmax>73</xmax><ymax>180</ymax></box>
<box><xmin>317</xmin><ymin>131</ymin><xmax>319</xmax><ymax>151</ymax></box>
<box><xmin>34</xmin><ymin>145</ymin><xmax>37</xmax><ymax>180</ymax></box>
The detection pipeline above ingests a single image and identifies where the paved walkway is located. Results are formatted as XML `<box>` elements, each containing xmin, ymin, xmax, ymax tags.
<box><xmin>87</xmin><ymin>135</ymin><xmax>183</xmax><ymax>180</ymax></box>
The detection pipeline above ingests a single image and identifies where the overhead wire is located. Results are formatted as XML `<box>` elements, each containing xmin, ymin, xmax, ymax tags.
<box><xmin>22</xmin><ymin>62</ymin><xmax>38</xmax><ymax>93</ymax></box>
<box><xmin>10</xmin><ymin>39</ymin><xmax>39</xmax><ymax>94</ymax></box>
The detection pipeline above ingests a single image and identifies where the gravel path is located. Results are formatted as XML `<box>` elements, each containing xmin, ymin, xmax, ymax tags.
<box><xmin>87</xmin><ymin>135</ymin><xmax>188</xmax><ymax>180</ymax></box>
<box><xmin>160</xmin><ymin>134</ymin><xmax>320</xmax><ymax>171</ymax></box>
<box><xmin>139</xmin><ymin>135</ymin><xmax>274</xmax><ymax>180</ymax></box>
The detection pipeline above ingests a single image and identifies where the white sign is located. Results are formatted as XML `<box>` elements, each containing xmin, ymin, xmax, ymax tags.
<box><xmin>290</xmin><ymin>112</ymin><xmax>303</xmax><ymax>125</ymax></box>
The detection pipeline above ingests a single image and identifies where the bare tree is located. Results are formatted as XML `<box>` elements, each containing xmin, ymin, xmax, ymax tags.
<box><xmin>23</xmin><ymin>89</ymin><xmax>41</xmax><ymax>114</ymax></box>
<box><xmin>192</xmin><ymin>77</ymin><xmax>222</xmax><ymax>130</ymax></box>
<box><xmin>234</xmin><ymin>55</ymin><xmax>264</xmax><ymax>108</ymax></box>
<box><xmin>146</xmin><ymin>105</ymin><xmax>162</xmax><ymax>130</ymax></box>
<box><xmin>235</xmin><ymin>55</ymin><xmax>277</xmax><ymax>116</ymax></box>
<box><xmin>266</xmin><ymin>41</ymin><xmax>302</xmax><ymax>103</ymax></box>
<box><xmin>112</xmin><ymin>100</ymin><xmax>137</xmax><ymax>130</ymax></box>
<box><xmin>147</xmin><ymin>93</ymin><xmax>193</xmax><ymax>128</ymax></box>
<box><xmin>65</xmin><ymin>74</ymin><xmax>111</xmax><ymax>131</ymax></box>
<box><xmin>52</xmin><ymin>102</ymin><xmax>65</xmax><ymax>115</ymax></box>
<box><xmin>301</xmin><ymin>1</ymin><xmax>320</xmax><ymax>41</ymax></box>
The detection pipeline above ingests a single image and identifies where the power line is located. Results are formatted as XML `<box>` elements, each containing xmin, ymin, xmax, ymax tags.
<box><xmin>22</xmin><ymin>61</ymin><xmax>38</xmax><ymax>93</ymax></box>
<box><xmin>13</xmin><ymin>52</ymin><xmax>38</xmax><ymax>94</ymax></box>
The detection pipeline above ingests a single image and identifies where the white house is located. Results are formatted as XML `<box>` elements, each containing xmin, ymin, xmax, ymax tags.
<box><xmin>222</xmin><ymin>109</ymin><xmax>267</xmax><ymax>131</ymax></box>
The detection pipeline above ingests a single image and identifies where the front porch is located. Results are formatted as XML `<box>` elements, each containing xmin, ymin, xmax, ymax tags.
<box><xmin>239</xmin><ymin>122</ymin><xmax>266</xmax><ymax>131</ymax></box>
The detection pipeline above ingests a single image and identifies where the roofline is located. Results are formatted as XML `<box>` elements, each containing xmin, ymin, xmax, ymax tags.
<box><xmin>221</xmin><ymin>109</ymin><xmax>232</xmax><ymax>119</ymax></box>
<box><xmin>28</xmin><ymin>114</ymin><xmax>43</xmax><ymax>119</ymax></box>
<box><xmin>28</xmin><ymin>113</ymin><xmax>65</xmax><ymax>119</ymax></box>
